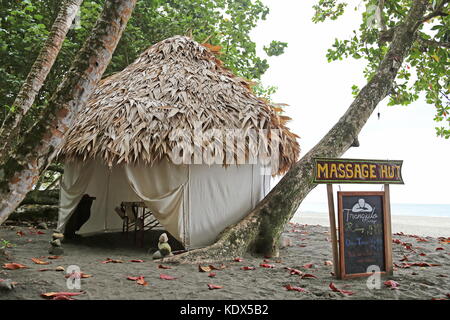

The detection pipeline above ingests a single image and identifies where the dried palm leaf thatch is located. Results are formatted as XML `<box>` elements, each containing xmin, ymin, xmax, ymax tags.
<box><xmin>60</xmin><ymin>36</ymin><xmax>300</xmax><ymax>175</ymax></box>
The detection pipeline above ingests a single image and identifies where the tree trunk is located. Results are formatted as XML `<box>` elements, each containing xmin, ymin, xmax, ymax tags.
<box><xmin>0</xmin><ymin>0</ymin><xmax>83</xmax><ymax>163</ymax></box>
<box><xmin>0</xmin><ymin>0</ymin><xmax>137</xmax><ymax>225</ymax></box>
<box><xmin>163</xmin><ymin>0</ymin><xmax>430</xmax><ymax>264</ymax></box>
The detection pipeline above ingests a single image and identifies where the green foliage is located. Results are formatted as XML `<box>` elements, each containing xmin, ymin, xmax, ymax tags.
<box><xmin>312</xmin><ymin>0</ymin><xmax>347</xmax><ymax>23</ymax></box>
<box><xmin>0</xmin><ymin>239</ymin><xmax>14</xmax><ymax>249</ymax></box>
<box><xmin>263</xmin><ymin>40</ymin><xmax>288</xmax><ymax>56</ymax></box>
<box><xmin>0</xmin><ymin>0</ymin><xmax>286</xmax><ymax>124</ymax></box>
<box><xmin>313</xmin><ymin>0</ymin><xmax>450</xmax><ymax>138</ymax></box>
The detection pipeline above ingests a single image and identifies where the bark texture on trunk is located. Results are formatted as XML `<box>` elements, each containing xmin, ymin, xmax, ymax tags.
<box><xmin>0</xmin><ymin>0</ymin><xmax>83</xmax><ymax>163</ymax></box>
<box><xmin>163</xmin><ymin>0</ymin><xmax>430</xmax><ymax>264</ymax></box>
<box><xmin>0</xmin><ymin>0</ymin><xmax>137</xmax><ymax>225</ymax></box>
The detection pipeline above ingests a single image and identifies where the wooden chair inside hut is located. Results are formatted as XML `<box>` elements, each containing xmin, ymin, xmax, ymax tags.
<box><xmin>114</xmin><ymin>202</ymin><xmax>162</xmax><ymax>247</ymax></box>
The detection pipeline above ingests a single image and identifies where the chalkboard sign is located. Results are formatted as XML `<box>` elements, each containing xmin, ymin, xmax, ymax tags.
<box><xmin>338</xmin><ymin>191</ymin><xmax>389</xmax><ymax>278</ymax></box>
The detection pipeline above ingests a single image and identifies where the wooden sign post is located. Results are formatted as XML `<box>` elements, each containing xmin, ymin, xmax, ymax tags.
<box><xmin>313</xmin><ymin>158</ymin><xmax>403</xmax><ymax>279</ymax></box>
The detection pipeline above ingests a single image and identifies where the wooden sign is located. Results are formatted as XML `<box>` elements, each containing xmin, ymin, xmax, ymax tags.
<box><xmin>337</xmin><ymin>191</ymin><xmax>392</xmax><ymax>278</ymax></box>
<box><xmin>313</xmin><ymin>158</ymin><xmax>404</xmax><ymax>184</ymax></box>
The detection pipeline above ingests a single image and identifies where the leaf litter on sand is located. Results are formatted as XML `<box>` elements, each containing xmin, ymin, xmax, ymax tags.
<box><xmin>160</xmin><ymin>273</ymin><xmax>177</xmax><ymax>280</ymax></box>
<box><xmin>2</xmin><ymin>263</ymin><xmax>28</xmax><ymax>270</ymax></box>
<box><xmin>127</xmin><ymin>276</ymin><xmax>148</xmax><ymax>286</ymax></box>
<box><xmin>329</xmin><ymin>282</ymin><xmax>354</xmax><ymax>295</ymax></box>
<box><xmin>285</xmin><ymin>284</ymin><xmax>308</xmax><ymax>293</ymax></box>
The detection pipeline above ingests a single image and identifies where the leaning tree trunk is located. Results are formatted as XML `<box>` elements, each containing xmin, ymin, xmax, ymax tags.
<box><xmin>0</xmin><ymin>0</ymin><xmax>137</xmax><ymax>225</ymax></box>
<box><xmin>0</xmin><ymin>0</ymin><xmax>84</xmax><ymax>164</ymax></box>
<box><xmin>164</xmin><ymin>0</ymin><xmax>430</xmax><ymax>264</ymax></box>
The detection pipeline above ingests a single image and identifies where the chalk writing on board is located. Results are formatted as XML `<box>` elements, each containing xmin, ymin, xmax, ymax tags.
<box><xmin>339</xmin><ymin>193</ymin><xmax>386</xmax><ymax>276</ymax></box>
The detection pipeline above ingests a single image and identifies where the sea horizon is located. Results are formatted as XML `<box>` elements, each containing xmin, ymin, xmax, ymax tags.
<box><xmin>297</xmin><ymin>202</ymin><xmax>450</xmax><ymax>218</ymax></box>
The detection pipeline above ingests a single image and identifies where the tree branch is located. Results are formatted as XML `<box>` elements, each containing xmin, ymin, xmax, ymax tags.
<box><xmin>421</xmin><ymin>0</ymin><xmax>449</xmax><ymax>23</ymax></box>
<box><xmin>417</xmin><ymin>36</ymin><xmax>450</xmax><ymax>48</ymax></box>
<box><xmin>378</xmin><ymin>0</ymin><xmax>388</xmax><ymax>31</ymax></box>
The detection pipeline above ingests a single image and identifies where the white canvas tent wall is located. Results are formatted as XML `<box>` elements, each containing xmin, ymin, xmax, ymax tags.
<box><xmin>58</xmin><ymin>159</ymin><xmax>270</xmax><ymax>249</ymax></box>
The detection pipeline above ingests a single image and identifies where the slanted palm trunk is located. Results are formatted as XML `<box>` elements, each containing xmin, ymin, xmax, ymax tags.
<box><xmin>164</xmin><ymin>0</ymin><xmax>430</xmax><ymax>264</ymax></box>
<box><xmin>0</xmin><ymin>0</ymin><xmax>137</xmax><ymax>225</ymax></box>
<box><xmin>0</xmin><ymin>0</ymin><xmax>83</xmax><ymax>163</ymax></box>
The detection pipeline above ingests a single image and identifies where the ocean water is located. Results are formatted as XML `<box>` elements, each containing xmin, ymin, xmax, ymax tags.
<box><xmin>298</xmin><ymin>202</ymin><xmax>450</xmax><ymax>218</ymax></box>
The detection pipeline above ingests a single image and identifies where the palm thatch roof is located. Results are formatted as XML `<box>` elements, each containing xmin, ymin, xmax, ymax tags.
<box><xmin>60</xmin><ymin>36</ymin><xmax>300</xmax><ymax>175</ymax></box>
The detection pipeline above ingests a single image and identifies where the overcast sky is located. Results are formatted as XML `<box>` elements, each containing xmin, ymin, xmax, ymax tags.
<box><xmin>250</xmin><ymin>0</ymin><xmax>450</xmax><ymax>205</ymax></box>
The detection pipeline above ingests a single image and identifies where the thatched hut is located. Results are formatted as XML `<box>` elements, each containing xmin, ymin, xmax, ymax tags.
<box><xmin>57</xmin><ymin>36</ymin><xmax>299</xmax><ymax>249</ymax></box>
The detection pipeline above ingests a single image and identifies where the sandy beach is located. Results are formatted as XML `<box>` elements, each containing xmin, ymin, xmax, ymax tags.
<box><xmin>293</xmin><ymin>212</ymin><xmax>450</xmax><ymax>238</ymax></box>
<box><xmin>1</xmin><ymin>220</ymin><xmax>449</xmax><ymax>300</ymax></box>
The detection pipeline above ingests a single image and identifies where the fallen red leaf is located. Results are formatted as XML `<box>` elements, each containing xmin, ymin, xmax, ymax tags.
<box><xmin>207</xmin><ymin>284</ymin><xmax>223</xmax><ymax>290</ymax></box>
<box><xmin>158</xmin><ymin>264</ymin><xmax>172</xmax><ymax>269</ymax></box>
<box><xmin>240</xmin><ymin>266</ymin><xmax>255</xmax><ymax>270</ymax></box>
<box><xmin>41</xmin><ymin>291</ymin><xmax>85</xmax><ymax>299</ymax></box>
<box><xmin>16</xmin><ymin>231</ymin><xmax>25</xmax><ymax>237</ymax></box>
<box><xmin>65</xmin><ymin>272</ymin><xmax>92</xmax><ymax>279</ymax></box>
<box><xmin>410</xmin><ymin>262</ymin><xmax>441</xmax><ymax>267</ymax></box>
<box><xmin>419</xmin><ymin>253</ymin><xmax>427</xmax><ymax>256</ymax></box>
<box><xmin>2</xmin><ymin>263</ymin><xmax>28</xmax><ymax>270</ymax></box>
<box><xmin>399</xmin><ymin>255</ymin><xmax>409</xmax><ymax>262</ymax></box>
<box><xmin>198</xmin><ymin>265</ymin><xmax>212</xmax><ymax>273</ymax></box>
<box><xmin>137</xmin><ymin>277</ymin><xmax>148</xmax><ymax>286</ymax></box>
<box><xmin>160</xmin><ymin>273</ymin><xmax>177</xmax><ymax>280</ymax></box>
<box><xmin>31</xmin><ymin>258</ymin><xmax>50</xmax><ymax>265</ymax></box>
<box><xmin>260</xmin><ymin>263</ymin><xmax>275</xmax><ymax>268</ymax></box>
<box><xmin>52</xmin><ymin>295</ymin><xmax>75</xmax><ymax>300</ymax></box>
<box><xmin>126</xmin><ymin>276</ymin><xmax>148</xmax><ymax>285</ymax></box>
<box><xmin>436</xmin><ymin>247</ymin><xmax>444</xmax><ymax>251</ymax></box>
<box><xmin>208</xmin><ymin>272</ymin><xmax>216</xmax><ymax>278</ymax></box>
<box><xmin>47</xmin><ymin>256</ymin><xmax>61</xmax><ymax>260</ymax></box>
<box><xmin>101</xmin><ymin>258</ymin><xmax>123</xmax><ymax>264</ymax></box>
<box><xmin>301</xmin><ymin>273</ymin><xmax>317</xmax><ymax>279</ymax></box>
<box><xmin>129</xmin><ymin>259</ymin><xmax>145</xmax><ymax>263</ymax></box>
<box><xmin>209</xmin><ymin>264</ymin><xmax>226</xmax><ymax>270</ymax></box>
<box><xmin>285</xmin><ymin>267</ymin><xmax>302</xmax><ymax>275</ymax></box>
<box><xmin>329</xmin><ymin>282</ymin><xmax>354</xmax><ymax>295</ymax></box>
<box><xmin>302</xmin><ymin>263</ymin><xmax>314</xmax><ymax>269</ymax></box>
<box><xmin>233</xmin><ymin>258</ymin><xmax>243</xmax><ymax>262</ymax></box>
<box><xmin>39</xmin><ymin>268</ymin><xmax>51</xmax><ymax>272</ymax></box>
<box><xmin>384</xmin><ymin>280</ymin><xmax>400</xmax><ymax>289</ymax></box>
<box><xmin>284</xmin><ymin>284</ymin><xmax>308</xmax><ymax>293</ymax></box>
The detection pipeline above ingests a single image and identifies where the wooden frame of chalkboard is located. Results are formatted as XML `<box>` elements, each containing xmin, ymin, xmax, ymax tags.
<box><xmin>337</xmin><ymin>191</ymin><xmax>393</xmax><ymax>279</ymax></box>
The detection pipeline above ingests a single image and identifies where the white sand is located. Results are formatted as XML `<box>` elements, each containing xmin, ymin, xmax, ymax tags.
<box><xmin>292</xmin><ymin>212</ymin><xmax>450</xmax><ymax>238</ymax></box>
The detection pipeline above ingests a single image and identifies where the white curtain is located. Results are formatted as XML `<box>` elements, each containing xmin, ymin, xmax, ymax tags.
<box><xmin>57</xmin><ymin>161</ymin><xmax>95</xmax><ymax>231</ymax></box>
<box><xmin>124</xmin><ymin>161</ymin><xmax>188</xmax><ymax>243</ymax></box>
